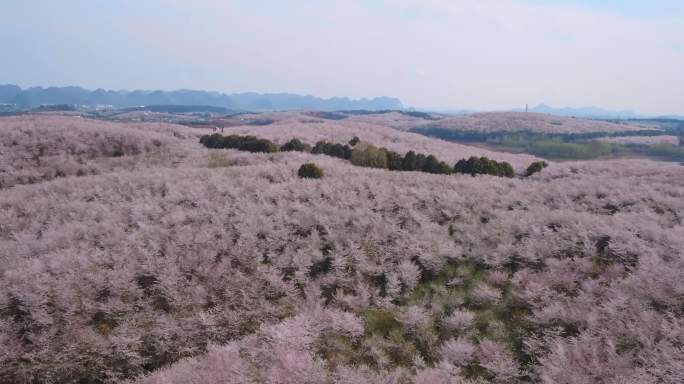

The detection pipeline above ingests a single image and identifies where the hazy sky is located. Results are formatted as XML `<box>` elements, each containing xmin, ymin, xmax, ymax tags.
<box><xmin>2</xmin><ymin>0</ymin><xmax>683</xmax><ymax>114</ymax></box>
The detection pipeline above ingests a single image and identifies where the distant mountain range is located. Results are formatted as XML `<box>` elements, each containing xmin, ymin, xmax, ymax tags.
<box><xmin>513</xmin><ymin>104</ymin><xmax>639</xmax><ymax>119</ymax></box>
<box><xmin>0</xmin><ymin>84</ymin><xmax>403</xmax><ymax>112</ymax></box>
<box><xmin>509</xmin><ymin>104</ymin><xmax>683</xmax><ymax>120</ymax></box>
<box><xmin>425</xmin><ymin>104</ymin><xmax>682</xmax><ymax>120</ymax></box>
<box><xmin>1</xmin><ymin>84</ymin><xmax>681</xmax><ymax>120</ymax></box>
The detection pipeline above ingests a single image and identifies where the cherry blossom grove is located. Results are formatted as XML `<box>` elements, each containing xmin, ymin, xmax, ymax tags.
<box><xmin>1</xmin><ymin>115</ymin><xmax>682</xmax><ymax>383</ymax></box>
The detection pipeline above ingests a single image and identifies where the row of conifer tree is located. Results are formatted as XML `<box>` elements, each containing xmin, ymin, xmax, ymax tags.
<box><xmin>200</xmin><ymin>133</ymin><xmax>547</xmax><ymax>177</ymax></box>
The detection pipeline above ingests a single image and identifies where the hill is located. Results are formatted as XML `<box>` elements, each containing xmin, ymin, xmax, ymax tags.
<box><xmin>342</xmin><ymin>111</ymin><xmax>684</xmax><ymax>161</ymax></box>
<box><xmin>336</xmin><ymin>110</ymin><xmax>663</xmax><ymax>134</ymax></box>
<box><xmin>515</xmin><ymin>104</ymin><xmax>639</xmax><ymax>119</ymax></box>
<box><xmin>0</xmin><ymin>84</ymin><xmax>403</xmax><ymax>111</ymax></box>
<box><xmin>1</xmin><ymin>114</ymin><xmax>683</xmax><ymax>384</ymax></box>
<box><xmin>201</xmin><ymin>111</ymin><xmax>538</xmax><ymax>168</ymax></box>
<box><xmin>409</xmin><ymin>112</ymin><xmax>659</xmax><ymax>134</ymax></box>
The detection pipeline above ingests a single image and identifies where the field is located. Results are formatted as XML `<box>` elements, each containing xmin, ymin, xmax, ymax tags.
<box><xmin>1</xmin><ymin>114</ymin><xmax>683</xmax><ymax>384</ymax></box>
<box><xmin>367</xmin><ymin>111</ymin><xmax>684</xmax><ymax>161</ymax></box>
<box><xmin>345</xmin><ymin>111</ymin><xmax>660</xmax><ymax>134</ymax></box>
<box><xmin>410</xmin><ymin>112</ymin><xmax>660</xmax><ymax>134</ymax></box>
<box><xmin>595</xmin><ymin>135</ymin><xmax>680</xmax><ymax>146</ymax></box>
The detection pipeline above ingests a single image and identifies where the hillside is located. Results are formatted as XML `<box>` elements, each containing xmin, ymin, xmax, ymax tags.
<box><xmin>1</xmin><ymin>115</ymin><xmax>683</xmax><ymax>384</ymax></box>
<box><xmin>595</xmin><ymin>135</ymin><xmax>680</xmax><ymax>146</ymax></box>
<box><xmin>347</xmin><ymin>111</ymin><xmax>681</xmax><ymax>161</ymax></box>
<box><xmin>516</xmin><ymin>104</ymin><xmax>639</xmax><ymax>119</ymax></box>
<box><xmin>202</xmin><ymin>111</ymin><xmax>539</xmax><ymax>168</ymax></box>
<box><xmin>368</xmin><ymin>111</ymin><xmax>661</xmax><ymax>134</ymax></box>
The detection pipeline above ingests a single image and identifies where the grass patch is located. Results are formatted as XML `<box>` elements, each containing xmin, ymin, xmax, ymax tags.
<box><xmin>402</xmin><ymin>259</ymin><xmax>489</xmax><ymax>306</ymax></box>
<box><xmin>364</xmin><ymin>309</ymin><xmax>401</xmax><ymax>337</ymax></box>
<box><xmin>207</xmin><ymin>152</ymin><xmax>233</xmax><ymax>168</ymax></box>
<box><xmin>318</xmin><ymin>259</ymin><xmax>534</xmax><ymax>372</ymax></box>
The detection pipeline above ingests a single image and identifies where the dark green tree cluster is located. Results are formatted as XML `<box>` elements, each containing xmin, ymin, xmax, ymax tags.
<box><xmin>280</xmin><ymin>138</ymin><xmax>312</xmax><ymax>152</ymax></box>
<box><xmin>348</xmin><ymin>144</ymin><xmax>452</xmax><ymax>174</ymax></box>
<box><xmin>385</xmin><ymin>150</ymin><xmax>403</xmax><ymax>171</ymax></box>
<box><xmin>312</xmin><ymin>141</ymin><xmax>353</xmax><ymax>160</ymax></box>
<box><xmin>297</xmin><ymin>163</ymin><xmax>324</xmax><ymax>179</ymax></box>
<box><xmin>200</xmin><ymin>134</ymin><xmax>516</xmax><ymax>178</ymax></box>
<box><xmin>350</xmin><ymin>143</ymin><xmax>388</xmax><ymax>169</ymax></box>
<box><xmin>399</xmin><ymin>151</ymin><xmax>452</xmax><ymax>174</ymax></box>
<box><xmin>525</xmin><ymin>160</ymin><xmax>548</xmax><ymax>177</ymax></box>
<box><xmin>454</xmin><ymin>156</ymin><xmax>515</xmax><ymax>178</ymax></box>
<box><xmin>200</xmin><ymin>133</ymin><xmax>279</xmax><ymax>153</ymax></box>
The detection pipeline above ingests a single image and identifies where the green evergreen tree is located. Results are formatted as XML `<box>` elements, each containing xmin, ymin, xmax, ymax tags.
<box><xmin>281</xmin><ymin>138</ymin><xmax>311</xmax><ymax>152</ymax></box>
<box><xmin>525</xmin><ymin>161</ymin><xmax>548</xmax><ymax>177</ymax></box>
<box><xmin>402</xmin><ymin>151</ymin><xmax>418</xmax><ymax>171</ymax></box>
<box><xmin>298</xmin><ymin>163</ymin><xmax>324</xmax><ymax>178</ymax></box>
<box><xmin>351</xmin><ymin>143</ymin><xmax>388</xmax><ymax>169</ymax></box>
<box><xmin>385</xmin><ymin>149</ymin><xmax>404</xmax><ymax>171</ymax></box>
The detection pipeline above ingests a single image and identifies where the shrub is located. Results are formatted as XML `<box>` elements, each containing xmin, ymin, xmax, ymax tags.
<box><xmin>228</xmin><ymin>135</ymin><xmax>279</xmax><ymax>153</ymax></box>
<box><xmin>199</xmin><ymin>133</ymin><xmax>279</xmax><ymax>153</ymax></box>
<box><xmin>525</xmin><ymin>160</ymin><xmax>548</xmax><ymax>176</ymax></box>
<box><xmin>199</xmin><ymin>133</ymin><xmax>225</xmax><ymax>149</ymax></box>
<box><xmin>349</xmin><ymin>136</ymin><xmax>361</xmax><ymax>146</ymax></box>
<box><xmin>421</xmin><ymin>155</ymin><xmax>452</xmax><ymax>174</ymax></box>
<box><xmin>402</xmin><ymin>150</ymin><xmax>418</xmax><ymax>171</ymax></box>
<box><xmin>414</xmin><ymin>153</ymin><xmax>427</xmax><ymax>171</ymax></box>
<box><xmin>280</xmin><ymin>138</ymin><xmax>311</xmax><ymax>152</ymax></box>
<box><xmin>385</xmin><ymin>149</ymin><xmax>404</xmax><ymax>171</ymax></box>
<box><xmin>501</xmin><ymin>162</ymin><xmax>515</xmax><ymax>178</ymax></box>
<box><xmin>395</xmin><ymin>150</ymin><xmax>452</xmax><ymax>174</ymax></box>
<box><xmin>454</xmin><ymin>156</ymin><xmax>515</xmax><ymax>178</ymax></box>
<box><xmin>350</xmin><ymin>143</ymin><xmax>388</xmax><ymax>169</ymax></box>
<box><xmin>312</xmin><ymin>141</ymin><xmax>352</xmax><ymax>160</ymax></box>
<box><xmin>298</xmin><ymin>163</ymin><xmax>324</xmax><ymax>179</ymax></box>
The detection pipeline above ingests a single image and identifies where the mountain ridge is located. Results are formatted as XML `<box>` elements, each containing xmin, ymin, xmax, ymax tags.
<box><xmin>3</xmin><ymin>84</ymin><xmax>682</xmax><ymax>119</ymax></box>
<box><xmin>521</xmin><ymin>103</ymin><xmax>638</xmax><ymax>119</ymax></box>
<box><xmin>0</xmin><ymin>84</ymin><xmax>403</xmax><ymax>112</ymax></box>
<box><xmin>434</xmin><ymin>104</ymin><xmax>683</xmax><ymax>120</ymax></box>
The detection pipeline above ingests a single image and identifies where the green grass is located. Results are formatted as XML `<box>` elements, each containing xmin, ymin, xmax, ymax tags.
<box><xmin>364</xmin><ymin>309</ymin><xmax>401</xmax><ymax>337</ymax></box>
<box><xmin>528</xmin><ymin>140</ymin><xmax>616</xmax><ymax>159</ymax></box>
<box><xmin>648</xmin><ymin>143</ymin><xmax>684</xmax><ymax>160</ymax></box>
<box><xmin>207</xmin><ymin>152</ymin><xmax>233</xmax><ymax>168</ymax></box>
<box><xmin>318</xmin><ymin>258</ymin><xmax>534</xmax><ymax>374</ymax></box>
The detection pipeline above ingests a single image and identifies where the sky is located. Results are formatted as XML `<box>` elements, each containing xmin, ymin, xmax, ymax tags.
<box><xmin>1</xmin><ymin>0</ymin><xmax>683</xmax><ymax>114</ymax></box>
